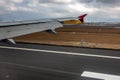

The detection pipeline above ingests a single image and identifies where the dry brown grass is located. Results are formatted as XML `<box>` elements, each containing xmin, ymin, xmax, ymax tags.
<box><xmin>14</xmin><ymin>26</ymin><xmax>120</xmax><ymax>50</ymax></box>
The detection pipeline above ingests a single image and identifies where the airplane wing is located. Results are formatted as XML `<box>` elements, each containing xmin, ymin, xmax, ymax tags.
<box><xmin>0</xmin><ymin>21</ymin><xmax>63</xmax><ymax>44</ymax></box>
<box><xmin>0</xmin><ymin>13</ymin><xmax>87</xmax><ymax>44</ymax></box>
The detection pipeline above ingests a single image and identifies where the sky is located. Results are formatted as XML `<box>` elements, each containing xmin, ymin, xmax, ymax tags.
<box><xmin>0</xmin><ymin>0</ymin><xmax>120</xmax><ymax>22</ymax></box>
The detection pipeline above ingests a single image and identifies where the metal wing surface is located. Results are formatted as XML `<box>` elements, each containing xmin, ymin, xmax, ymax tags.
<box><xmin>0</xmin><ymin>20</ymin><xmax>63</xmax><ymax>44</ymax></box>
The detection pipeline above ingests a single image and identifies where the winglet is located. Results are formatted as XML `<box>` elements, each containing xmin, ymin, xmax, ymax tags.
<box><xmin>78</xmin><ymin>14</ymin><xmax>87</xmax><ymax>23</ymax></box>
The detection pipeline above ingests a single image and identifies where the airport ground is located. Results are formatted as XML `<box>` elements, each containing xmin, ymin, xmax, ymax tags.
<box><xmin>0</xmin><ymin>24</ymin><xmax>120</xmax><ymax>80</ymax></box>
<box><xmin>0</xmin><ymin>42</ymin><xmax>120</xmax><ymax>80</ymax></box>
<box><xmin>14</xmin><ymin>25</ymin><xmax>120</xmax><ymax>50</ymax></box>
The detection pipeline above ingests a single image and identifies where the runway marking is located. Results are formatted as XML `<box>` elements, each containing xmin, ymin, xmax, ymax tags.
<box><xmin>0</xmin><ymin>46</ymin><xmax>120</xmax><ymax>60</ymax></box>
<box><xmin>81</xmin><ymin>71</ymin><xmax>120</xmax><ymax>80</ymax></box>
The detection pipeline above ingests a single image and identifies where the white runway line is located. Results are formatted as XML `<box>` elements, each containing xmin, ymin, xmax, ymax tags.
<box><xmin>81</xmin><ymin>71</ymin><xmax>120</xmax><ymax>80</ymax></box>
<box><xmin>0</xmin><ymin>46</ymin><xmax>120</xmax><ymax>60</ymax></box>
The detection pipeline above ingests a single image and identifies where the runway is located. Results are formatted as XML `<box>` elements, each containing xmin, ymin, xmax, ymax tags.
<box><xmin>0</xmin><ymin>42</ymin><xmax>120</xmax><ymax>80</ymax></box>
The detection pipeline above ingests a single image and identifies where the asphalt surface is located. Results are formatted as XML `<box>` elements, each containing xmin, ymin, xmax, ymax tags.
<box><xmin>0</xmin><ymin>42</ymin><xmax>120</xmax><ymax>80</ymax></box>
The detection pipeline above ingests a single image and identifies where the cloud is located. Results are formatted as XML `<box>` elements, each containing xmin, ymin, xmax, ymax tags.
<box><xmin>78</xmin><ymin>0</ymin><xmax>120</xmax><ymax>7</ymax></box>
<box><xmin>96</xmin><ymin>0</ymin><xmax>120</xmax><ymax>4</ymax></box>
<box><xmin>39</xmin><ymin>0</ymin><xmax>72</xmax><ymax>4</ymax></box>
<box><xmin>0</xmin><ymin>0</ymin><xmax>120</xmax><ymax>22</ymax></box>
<box><xmin>11</xmin><ymin>0</ymin><xmax>23</xmax><ymax>3</ymax></box>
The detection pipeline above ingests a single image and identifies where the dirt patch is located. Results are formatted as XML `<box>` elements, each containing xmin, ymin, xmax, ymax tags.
<box><xmin>14</xmin><ymin>26</ymin><xmax>120</xmax><ymax>50</ymax></box>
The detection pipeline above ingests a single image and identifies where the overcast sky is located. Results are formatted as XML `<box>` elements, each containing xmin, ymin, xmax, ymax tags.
<box><xmin>0</xmin><ymin>0</ymin><xmax>120</xmax><ymax>22</ymax></box>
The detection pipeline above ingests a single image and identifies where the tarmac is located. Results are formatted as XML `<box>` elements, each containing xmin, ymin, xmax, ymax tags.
<box><xmin>0</xmin><ymin>42</ymin><xmax>120</xmax><ymax>80</ymax></box>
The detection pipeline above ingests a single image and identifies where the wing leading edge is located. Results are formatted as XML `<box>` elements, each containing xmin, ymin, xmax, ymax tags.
<box><xmin>0</xmin><ymin>21</ymin><xmax>63</xmax><ymax>44</ymax></box>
